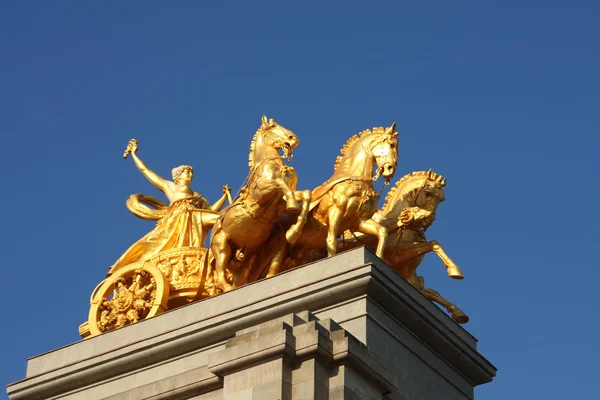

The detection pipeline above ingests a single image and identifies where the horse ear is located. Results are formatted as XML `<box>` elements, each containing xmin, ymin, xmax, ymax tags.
<box><xmin>262</xmin><ymin>115</ymin><xmax>268</xmax><ymax>125</ymax></box>
<box><xmin>269</xmin><ymin>118</ymin><xmax>274</xmax><ymax>125</ymax></box>
<box><xmin>427</xmin><ymin>169</ymin><xmax>433</xmax><ymax>179</ymax></box>
<box><xmin>386</xmin><ymin>122</ymin><xmax>397</xmax><ymax>135</ymax></box>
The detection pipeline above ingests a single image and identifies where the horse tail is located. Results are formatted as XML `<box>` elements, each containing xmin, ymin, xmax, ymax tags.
<box><xmin>126</xmin><ymin>194</ymin><xmax>168</xmax><ymax>220</ymax></box>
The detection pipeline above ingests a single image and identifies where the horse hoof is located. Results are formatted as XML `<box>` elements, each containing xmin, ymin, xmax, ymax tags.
<box><xmin>446</xmin><ymin>265</ymin><xmax>464</xmax><ymax>280</ymax></box>
<box><xmin>452</xmin><ymin>310</ymin><xmax>469</xmax><ymax>324</ymax></box>
<box><xmin>286</xmin><ymin>200</ymin><xmax>300</xmax><ymax>213</ymax></box>
<box><xmin>216</xmin><ymin>283</ymin><xmax>234</xmax><ymax>293</ymax></box>
<box><xmin>286</xmin><ymin>227</ymin><xmax>302</xmax><ymax>244</ymax></box>
<box><xmin>265</xmin><ymin>269</ymin><xmax>279</xmax><ymax>278</ymax></box>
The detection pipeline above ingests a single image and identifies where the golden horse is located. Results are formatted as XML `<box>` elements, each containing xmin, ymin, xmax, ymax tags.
<box><xmin>251</xmin><ymin>124</ymin><xmax>399</xmax><ymax>279</ymax></box>
<box><xmin>341</xmin><ymin>170</ymin><xmax>469</xmax><ymax>324</ymax></box>
<box><xmin>210</xmin><ymin>116</ymin><xmax>311</xmax><ymax>292</ymax></box>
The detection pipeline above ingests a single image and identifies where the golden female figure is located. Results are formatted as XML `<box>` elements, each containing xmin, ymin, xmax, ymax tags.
<box><xmin>107</xmin><ymin>139</ymin><xmax>230</xmax><ymax>276</ymax></box>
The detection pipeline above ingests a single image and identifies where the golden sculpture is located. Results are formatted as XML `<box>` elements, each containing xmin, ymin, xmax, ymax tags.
<box><xmin>340</xmin><ymin>170</ymin><xmax>469</xmax><ymax>323</ymax></box>
<box><xmin>82</xmin><ymin>116</ymin><xmax>471</xmax><ymax>338</ymax></box>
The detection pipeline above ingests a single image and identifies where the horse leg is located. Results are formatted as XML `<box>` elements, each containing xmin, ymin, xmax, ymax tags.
<box><xmin>326</xmin><ymin>206</ymin><xmax>343</xmax><ymax>256</ymax></box>
<box><xmin>273</xmin><ymin>178</ymin><xmax>300</xmax><ymax>212</ymax></box>
<box><xmin>232</xmin><ymin>251</ymin><xmax>258</xmax><ymax>288</ymax></box>
<box><xmin>247</xmin><ymin>231</ymin><xmax>289</xmax><ymax>281</ymax></box>
<box><xmin>357</xmin><ymin>219</ymin><xmax>388</xmax><ymax>259</ymax></box>
<box><xmin>286</xmin><ymin>189</ymin><xmax>311</xmax><ymax>244</ymax></box>
<box><xmin>393</xmin><ymin>240</ymin><xmax>463</xmax><ymax>279</ymax></box>
<box><xmin>233</xmin><ymin>263</ymin><xmax>251</xmax><ymax>288</ymax></box>
<box><xmin>281</xmin><ymin>246</ymin><xmax>311</xmax><ymax>272</ymax></box>
<box><xmin>210</xmin><ymin>230</ymin><xmax>234</xmax><ymax>292</ymax></box>
<box><xmin>265</xmin><ymin>242</ymin><xmax>288</xmax><ymax>278</ymax></box>
<box><xmin>417</xmin><ymin>276</ymin><xmax>469</xmax><ymax>324</ymax></box>
<box><xmin>429</xmin><ymin>240</ymin><xmax>463</xmax><ymax>279</ymax></box>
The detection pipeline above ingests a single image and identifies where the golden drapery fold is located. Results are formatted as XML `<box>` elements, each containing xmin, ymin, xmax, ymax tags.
<box><xmin>109</xmin><ymin>195</ymin><xmax>213</xmax><ymax>275</ymax></box>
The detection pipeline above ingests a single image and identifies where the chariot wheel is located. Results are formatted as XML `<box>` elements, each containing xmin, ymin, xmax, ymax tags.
<box><xmin>87</xmin><ymin>262</ymin><xmax>169</xmax><ymax>337</ymax></box>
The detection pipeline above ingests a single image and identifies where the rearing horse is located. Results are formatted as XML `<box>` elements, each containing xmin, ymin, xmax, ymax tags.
<box><xmin>341</xmin><ymin>170</ymin><xmax>469</xmax><ymax>323</ymax></box>
<box><xmin>210</xmin><ymin>116</ymin><xmax>311</xmax><ymax>292</ymax></box>
<box><xmin>280</xmin><ymin>123</ymin><xmax>398</xmax><ymax>269</ymax></box>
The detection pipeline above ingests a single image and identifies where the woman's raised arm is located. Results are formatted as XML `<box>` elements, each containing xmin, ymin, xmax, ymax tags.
<box><xmin>124</xmin><ymin>139</ymin><xmax>169</xmax><ymax>192</ymax></box>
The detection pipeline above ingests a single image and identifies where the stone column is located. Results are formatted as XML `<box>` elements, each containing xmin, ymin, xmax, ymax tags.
<box><xmin>207</xmin><ymin>312</ymin><xmax>396</xmax><ymax>400</ymax></box>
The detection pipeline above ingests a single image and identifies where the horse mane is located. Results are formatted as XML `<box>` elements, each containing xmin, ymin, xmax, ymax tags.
<box><xmin>333</xmin><ymin>127</ymin><xmax>387</xmax><ymax>172</ymax></box>
<box><xmin>382</xmin><ymin>170</ymin><xmax>446</xmax><ymax>212</ymax></box>
<box><xmin>248</xmin><ymin>128</ymin><xmax>262</xmax><ymax>170</ymax></box>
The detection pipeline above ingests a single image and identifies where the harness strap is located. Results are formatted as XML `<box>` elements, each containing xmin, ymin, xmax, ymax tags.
<box><xmin>310</xmin><ymin>176</ymin><xmax>383</xmax><ymax>211</ymax></box>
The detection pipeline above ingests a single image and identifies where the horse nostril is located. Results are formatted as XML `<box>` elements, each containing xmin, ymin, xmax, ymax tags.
<box><xmin>387</xmin><ymin>166</ymin><xmax>393</xmax><ymax>171</ymax></box>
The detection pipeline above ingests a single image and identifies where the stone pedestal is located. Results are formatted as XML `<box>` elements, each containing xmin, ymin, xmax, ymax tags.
<box><xmin>6</xmin><ymin>247</ymin><xmax>496</xmax><ymax>400</ymax></box>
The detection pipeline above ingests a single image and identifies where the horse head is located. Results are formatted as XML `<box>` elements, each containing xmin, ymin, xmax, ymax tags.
<box><xmin>370</xmin><ymin>122</ymin><xmax>399</xmax><ymax>180</ymax></box>
<box><xmin>248</xmin><ymin>115</ymin><xmax>300</xmax><ymax>171</ymax></box>
<box><xmin>378</xmin><ymin>169</ymin><xmax>446</xmax><ymax>230</ymax></box>
<box><xmin>263</xmin><ymin>114</ymin><xmax>298</xmax><ymax>155</ymax></box>
<box><xmin>330</xmin><ymin>122</ymin><xmax>399</xmax><ymax>181</ymax></box>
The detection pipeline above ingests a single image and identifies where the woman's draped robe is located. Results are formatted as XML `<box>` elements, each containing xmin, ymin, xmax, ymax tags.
<box><xmin>108</xmin><ymin>195</ymin><xmax>212</xmax><ymax>276</ymax></box>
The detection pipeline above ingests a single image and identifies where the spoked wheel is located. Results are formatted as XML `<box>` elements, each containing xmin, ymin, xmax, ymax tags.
<box><xmin>87</xmin><ymin>262</ymin><xmax>169</xmax><ymax>337</ymax></box>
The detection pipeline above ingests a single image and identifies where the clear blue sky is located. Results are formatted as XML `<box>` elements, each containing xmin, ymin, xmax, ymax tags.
<box><xmin>1</xmin><ymin>2</ymin><xmax>598</xmax><ymax>398</ymax></box>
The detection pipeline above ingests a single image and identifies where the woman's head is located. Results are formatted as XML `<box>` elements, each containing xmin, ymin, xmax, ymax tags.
<box><xmin>172</xmin><ymin>165</ymin><xmax>194</xmax><ymax>184</ymax></box>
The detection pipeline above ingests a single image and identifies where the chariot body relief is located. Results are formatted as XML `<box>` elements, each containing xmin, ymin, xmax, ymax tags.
<box><xmin>107</xmin><ymin>139</ymin><xmax>231</xmax><ymax>276</ymax></box>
